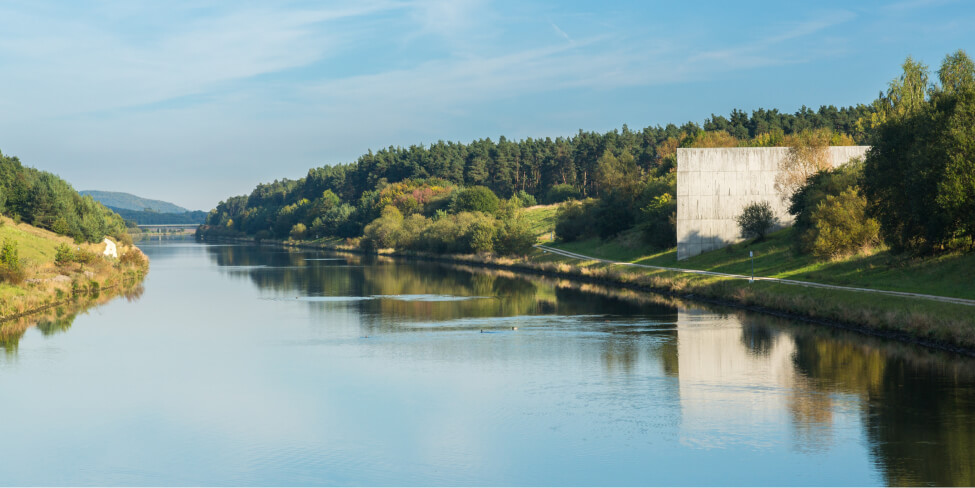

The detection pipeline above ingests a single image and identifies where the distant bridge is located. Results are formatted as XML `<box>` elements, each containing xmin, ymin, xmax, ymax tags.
<box><xmin>134</xmin><ymin>224</ymin><xmax>200</xmax><ymax>233</ymax></box>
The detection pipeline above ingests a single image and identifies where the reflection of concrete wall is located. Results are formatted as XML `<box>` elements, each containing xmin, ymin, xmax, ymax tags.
<box><xmin>676</xmin><ymin>146</ymin><xmax>869</xmax><ymax>260</ymax></box>
<box><xmin>675</xmin><ymin>307</ymin><xmax>798</xmax><ymax>449</ymax></box>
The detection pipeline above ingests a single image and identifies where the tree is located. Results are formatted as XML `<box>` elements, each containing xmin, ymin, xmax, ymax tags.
<box><xmin>938</xmin><ymin>50</ymin><xmax>975</xmax><ymax>95</ymax></box>
<box><xmin>450</xmin><ymin>186</ymin><xmax>500</xmax><ymax>214</ymax></box>
<box><xmin>804</xmin><ymin>188</ymin><xmax>880</xmax><ymax>259</ymax></box>
<box><xmin>775</xmin><ymin>129</ymin><xmax>833</xmax><ymax>198</ymax></box>
<box><xmin>736</xmin><ymin>201</ymin><xmax>776</xmax><ymax>241</ymax></box>
<box><xmin>289</xmin><ymin>223</ymin><xmax>308</xmax><ymax>240</ymax></box>
<box><xmin>864</xmin><ymin>55</ymin><xmax>975</xmax><ymax>253</ymax></box>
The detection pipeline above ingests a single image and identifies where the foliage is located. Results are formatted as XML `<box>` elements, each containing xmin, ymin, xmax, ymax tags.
<box><xmin>202</xmin><ymin>102</ymin><xmax>874</xmax><ymax>243</ymax></box>
<box><xmin>290</xmin><ymin>223</ymin><xmax>308</xmax><ymax>240</ymax></box>
<box><xmin>450</xmin><ymin>186</ymin><xmax>500</xmax><ymax>215</ymax></box>
<box><xmin>640</xmin><ymin>193</ymin><xmax>677</xmax><ymax>249</ymax></box>
<box><xmin>55</xmin><ymin>243</ymin><xmax>75</xmax><ymax>267</ymax></box>
<box><xmin>362</xmin><ymin>206</ymin><xmax>405</xmax><ymax>249</ymax></box>
<box><xmin>79</xmin><ymin>190</ymin><xmax>189</xmax><ymax>213</ymax></box>
<box><xmin>0</xmin><ymin>150</ymin><xmax>128</xmax><ymax>243</ymax></box>
<box><xmin>863</xmin><ymin>51</ymin><xmax>975</xmax><ymax>254</ymax></box>
<box><xmin>788</xmin><ymin>159</ymin><xmax>865</xmax><ymax>249</ymax></box>
<box><xmin>0</xmin><ymin>240</ymin><xmax>24</xmax><ymax>284</ymax></box>
<box><xmin>544</xmin><ymin>184</ymin><xmax>581</xmax><ymax>204</ymax></box>
<box><xmin>512</xmin><ymin>190</ymin><xmax>537</xmax><ymax>207</ymax></box>
<box><xmin>107</xmin><ymin>206</ymin><xmax>207</xmax><ymax>225</ymax></box>
<box><xmin>736</xmin><ymin>201</ymin><xmax>776</xmax><ymax>241</ymax></box>
<box><xmin>555</xmin><ymin>199</ymin><xmax>598</xmax><ymax>242</ymax></box>
<box><xmin>775</xmin><ymin>128</ymin><xmax>835</xmax><ymax>198</ymax></box>
<box><xmin>804</xmin><ymin>188</ymin><xmax>880</xmax><ymax>259</ymax></box>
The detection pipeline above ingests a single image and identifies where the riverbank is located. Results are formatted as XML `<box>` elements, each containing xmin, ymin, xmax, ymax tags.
<box><xmin>0</xmin><ymin>217</ymin><xmax>149</xmax><ymax>322</ymax></box>
<box><xmin>198</xmin><ymin>233</ymin><xmax>975</xmax><ymax>355</ymax></box>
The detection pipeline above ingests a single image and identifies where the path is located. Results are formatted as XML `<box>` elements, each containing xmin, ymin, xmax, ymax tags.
<box><xmin>535</xmin><ymin>244</ymin><xmax>975</xmax><ymax>307</ymax></box>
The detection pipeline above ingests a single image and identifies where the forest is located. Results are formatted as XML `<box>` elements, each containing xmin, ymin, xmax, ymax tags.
<box><xmin>201</xmin><ymin>49</ymin><xmax>974</xmax><ymax>259</ymax></box>
<box><xmin>0</xmin><ymin>151</ymin><xmax>129</xmax><ymax>243</ymax></box>
<box><xmin>200</xmin><ymin>103</ymin><xmax>874</xmax><ymax>252</ymax></box>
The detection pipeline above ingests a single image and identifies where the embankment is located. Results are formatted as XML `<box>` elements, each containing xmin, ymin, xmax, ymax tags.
<box><xmin>199</xmin><ymin>234</ymin><xmax>975</xmax><ymax>356</ymax></box>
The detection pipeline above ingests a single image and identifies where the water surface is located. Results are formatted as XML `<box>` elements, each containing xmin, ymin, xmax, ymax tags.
<box><xmin>1</xmin><ymin>242</ymin><xmax>973</xmax><ymax>486</ymax></box>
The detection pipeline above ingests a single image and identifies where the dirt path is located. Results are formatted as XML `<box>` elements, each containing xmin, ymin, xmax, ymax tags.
<box><xmin>535</xmin><ymin>244</ymin><xmax>975</xmax><ymax>307</ymax></box>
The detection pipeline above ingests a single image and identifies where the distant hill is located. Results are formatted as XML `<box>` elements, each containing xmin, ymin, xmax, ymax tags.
<box><xmin>107</xmin><ymin>206</ymin><xmax>207</xmax><ymax>226</ymax></box>
<box><xmin>80</xmin><ymin>190</ymin><xmax>191</xmax><ymax>213</ymax></box>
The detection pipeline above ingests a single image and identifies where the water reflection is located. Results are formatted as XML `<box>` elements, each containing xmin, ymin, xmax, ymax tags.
<box><xmin>5</xmin><ymin>242</ymin><xmax>974</xmax><ymax>485</ymax></box>
<box><xmin>205</xmin><ymin>244</ymin><xmax>975</xmax><ymax>486</ymax></box>
<box><xmin>0</xmin><ymin>283</ymin><xmax>144</xmax><ymax>354</ymax></box>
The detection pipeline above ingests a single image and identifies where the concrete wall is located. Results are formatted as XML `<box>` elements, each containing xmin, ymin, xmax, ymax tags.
<box><xmin>676</xmin><ymin>146</ymin><xmax>869</xmax><ymax>260</ymax></box>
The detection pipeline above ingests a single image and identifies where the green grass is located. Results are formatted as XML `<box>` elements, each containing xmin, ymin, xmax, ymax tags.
<box><xmin>551</xmin><ymin>228</ymin><xmax>975</xmax><ymax>300</ymax></box>
<box><xmin>522</xmin><ymin>204</ymin><xmax>559</xmax><ymax>242</ymax></box>
<box><xmin>0</xmin><ymin>218</ymin><xmax>71</xmax><ymax>264</ymax></box>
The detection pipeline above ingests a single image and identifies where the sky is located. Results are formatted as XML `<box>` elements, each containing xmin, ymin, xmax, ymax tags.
<box><xmin>1</xmin><ymin>0</ymin><xmax>973</xmax><ymax>211</ymax></box>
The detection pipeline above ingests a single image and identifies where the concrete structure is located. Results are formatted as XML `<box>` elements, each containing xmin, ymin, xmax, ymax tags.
<box><xmin>676</xmin><ymin>146</ymin><xmax>869</xmax><ymax>260</ymax></box>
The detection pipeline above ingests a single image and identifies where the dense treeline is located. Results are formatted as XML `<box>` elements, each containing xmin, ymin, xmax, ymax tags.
<box><xmin>108</xmin><ymin>206</ymin><xmax>207</xmax><ymax>225</ymax></box>
<box><xmin>202</xmin><ymin>104</ymin><xmax>876</xmax><ymax>250</ymax></box>
<box><xmin>0</xmin><ymin>150</ymin><xmax>128</xmax><ymax>243</ymax></box>
<box><xmin>776</xmin><ymin>50</ymin><xmax>975</xmax><ymax>258</ymax></box>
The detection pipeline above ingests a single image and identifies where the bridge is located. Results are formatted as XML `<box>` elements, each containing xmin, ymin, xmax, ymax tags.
<box><xmin>135</xmin><ymin>224</ymin><xmax>200</xmax><ymax>234</ymax></box>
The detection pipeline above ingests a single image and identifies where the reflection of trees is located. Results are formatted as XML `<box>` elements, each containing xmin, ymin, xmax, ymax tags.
<box><xmin>206</xmin><ymin>245</ymin><xmax>680</xmax><ymax>373</ymax></box>
<box><xmin>744</xmin><ymin>312</ymin><xmax>975</xmax><ymax>486</ymax></box>
<box><xmin>0</xmin><ymin>283</ymin><xmax>144</xmax><ymax>355</ymax></box>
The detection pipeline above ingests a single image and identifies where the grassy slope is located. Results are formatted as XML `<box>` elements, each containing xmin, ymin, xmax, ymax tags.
<box><xmin>0</xmin><ymin>216</ymin><xmax>148</xmax><ymax>318</ymax></box>
<box><xmin>553</xmin><ymin>228</ymin><xmax>975</xmax><ymax>300</ymax></box>
<box><xmin>0</xmin><ymin>218</ymin><xmax>72</xmax><ymax>264</ymax></box>
<box><xmin>522</xmin><ymin>204</ymin><xmax>559</xmax><ymax>242</ymax></box>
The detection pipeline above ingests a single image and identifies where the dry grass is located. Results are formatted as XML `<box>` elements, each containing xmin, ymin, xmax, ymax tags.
<box><xmin>0</xmin><ymin>218</ymin><xmax>149</xmax><ymax>320</ymax></box>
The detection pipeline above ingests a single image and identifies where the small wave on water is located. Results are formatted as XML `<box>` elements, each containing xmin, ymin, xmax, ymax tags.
<box><xmin>376</xmin><ymin>294</ymin><xmax>496</xmax><ymax>302</ymax></box>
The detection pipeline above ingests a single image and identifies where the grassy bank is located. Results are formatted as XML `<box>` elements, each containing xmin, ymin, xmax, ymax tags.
<box><xmin>551</xmin><ymin>228</ymin><xmax>975</xmax><ymax>300</ymax></box>
<box><xmin>217</xmin><ymin>224</ymin><xmax>974</xmax><ymax>354</ymax></box>
<box><xmin>0</xmin><ymin>217</ymin><xmax>149</xmax><ymax>320</ymax></box>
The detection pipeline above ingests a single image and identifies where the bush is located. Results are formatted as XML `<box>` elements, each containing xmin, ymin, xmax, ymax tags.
<box><xmin>555</xmin><ymin>199</ymin><xmax>597</xmax><ymax>242</ymax></box>
<box><xmin>465</xmin><ymin>218</ymin><xmax>497</xmax><ymax>253</ymax></box>
<box><xmin>0</xmin><ymin>240</ymin><xmax>24</xmax><ymax>284</ymax></box>
<box><xmin>494</xmin><ymin>215</ymin><xmax>536</xmax><ymax>256</ymax></box>
<box><xmin>804</xmin><ymin>188</ymin><xmax>880</xmax><ymax>259</ymax></box>
<box><xmin>513</xmin><ymin>190</ymin><xmax>537</xmax><ymax>207</ymax></box>
<box><xmin>736</xmin><ymin>201</ymin><xmax>776</xmax><ymax>241</ymax></box>
<box><xmin>545</xmin><ymin>184</ymin><xmax>581</xmax><ymax>204</ymax></box>
<box><xmin>362</xmin><ymin>206</ymin><xmax>404</xmax><ymax>249</ymax></box>
<box><xmin>594</xmin><ymin>190</ymin><xmax>637</xmax><ymax>239</ymax></box>
<box><xmin>788</xmin><ymin>160</ymin><xmax>864</xmax><ymax>248</ymax></box>
<box><xmin>640</xmin><ymin>193</ymin><xmax>677</xmax><ymax>249</ymax></box>
<box><xmin>289</xmin><ymin>223</ymin><xmax>308</xmax><ymax>240</ymax></box>
<box><xmin>450</xmin><ymin>186</ymin><xmax>500</xmax><ymax>215</ymax></box>
<box><xmin>119</xmin><ymin>249</ymin><xmax>148</xmax><ymax>270</ymax></box>
<box><xmin>55</xmin><ymin>244</ymin><xmax>75</xmax><ymax>267</ymax></box>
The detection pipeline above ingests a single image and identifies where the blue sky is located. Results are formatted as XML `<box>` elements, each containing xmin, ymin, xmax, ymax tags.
<box><xmin>1</xmin><ymin>0</ymin><xmax>972</xmax><ymax>210</ymax></box>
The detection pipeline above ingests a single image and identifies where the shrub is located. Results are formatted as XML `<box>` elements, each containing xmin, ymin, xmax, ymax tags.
<box><xmin>736</xmin><ymin>201</ymin><xmax>776</xmax><ymax>241</ymax></box>
<box><xmin>494</xmin><ymin>216</ymin><xmax>536</xmax><ymax>256</ymax></box>
<box><xmin>513</xmin><ymin>190</ymin><xmax>537</xmax><ymax>207</ymax></box>
<box><xmin>465</xmin><ymin>218</ymin><xmax>497</xmax><ymax>253</ymax></box>
<box><xmin>0</xmin><ymin>240</ymin><xmax>24</xmax><ymax>284</ymax></box>
<box><xmin>788</xmin><ymin>159</ymin><xmax>864</xmax><ymax>249</ymax></box>
<box><xmin>555</xmin><ymin>199</ymin><xmax>597</xmax><ymax>242</ymax></box>
<box><xmin>55</xmin><ymin>244</ymin><xmax>75</xmax><ymax>267</ymax></box>
<box><xmin>450</xmin><ymin>186</ymin><xmax>500</xmax><ymax>215</ymax></box>
<box><xmin>545</xmin><ymin>184</ymin><xmax>581</xmax><ymax>204</ymax></box>
<box><xmin>362</xmin><ymin>206</ymin><xmax>404</xmax><ymax>249</ymax></box>
<box><xmin>804</xmin><ymin>188</ymin><xmax>880</xmax><ymax>259</ymax></box>
<box><xmin>119</xmin><ymin>249</ymin><xmax>148</xmax><ymax>270</ymax></box>
<box><xmin>640</xmin><ymin>193</ymin><xmax>677</xmax><ymax>249</ymax></box>
<box><xmin>289</xmin><ymin>223</ymin><xmax>308</xmax><ymax>240</ymax></box>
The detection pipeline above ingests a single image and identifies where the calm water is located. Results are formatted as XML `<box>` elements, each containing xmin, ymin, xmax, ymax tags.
<box><xmin>2</xmin><ymin>241</ymin><xmax>974</xmax><ymax>486</ymax></box>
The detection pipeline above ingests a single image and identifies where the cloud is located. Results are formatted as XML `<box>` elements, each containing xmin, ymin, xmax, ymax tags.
<box><xmin>0</xmin><ymin>1</ymin><xmax>404</xmax><ymax>117</ymax></box>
